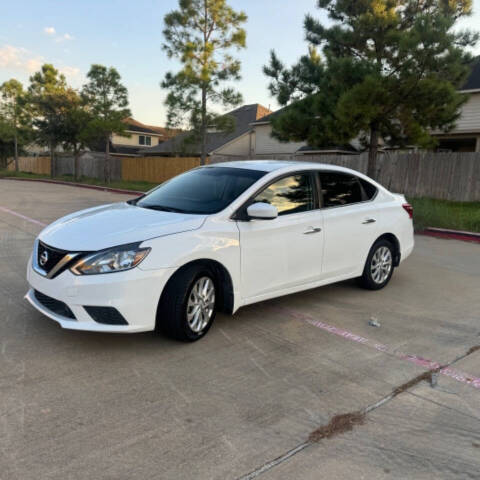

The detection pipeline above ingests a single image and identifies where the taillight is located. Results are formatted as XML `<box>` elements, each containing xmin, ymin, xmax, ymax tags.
<box><xmin>402</xmin><ymin>203</ymin><xmax>413</xmax><ymax>219</ymax></box>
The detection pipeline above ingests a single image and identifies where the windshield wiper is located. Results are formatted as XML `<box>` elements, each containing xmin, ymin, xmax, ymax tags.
<box><xmin>139</xmin><ymin>204</ymin><xmax>189</xmax><ymax>214</ymax></box>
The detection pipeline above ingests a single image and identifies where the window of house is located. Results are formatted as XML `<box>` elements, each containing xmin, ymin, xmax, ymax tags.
<box><xmin>320</xmin><ymin>172</ymin><xmax>364</xmax><ymax>207</ymax></box>
<box><xmin>253</xmin><ymin>174</ymin><xmax>315</xmax><ymax>216</ymax></box>
<box><xmin>138</xmin><ymin>135</ymin><xmax>151</xmax><ymax>146</ymax></box>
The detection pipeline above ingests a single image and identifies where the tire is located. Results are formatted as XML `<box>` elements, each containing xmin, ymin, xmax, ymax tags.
<box><xmin>157</xmin><ymin>265</ymin><xmax>217</xmax><ymax>342</ymax></box>
<box><xmin>357</xmin><ymin>239</ymin><xmax>395</xmax><ymax>290</ymax></box>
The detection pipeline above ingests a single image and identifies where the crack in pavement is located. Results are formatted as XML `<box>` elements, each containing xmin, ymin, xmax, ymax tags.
<box><xmin>236</xmin><ymin>344</ymin><xmax>480</xmax><ymax>480</ymax></box>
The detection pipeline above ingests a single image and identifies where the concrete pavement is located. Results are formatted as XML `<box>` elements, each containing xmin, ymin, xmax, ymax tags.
<box><xmin>0</xmin><ymin>179</ymin><xmax>479</xmax><ymax>479</ymax></box>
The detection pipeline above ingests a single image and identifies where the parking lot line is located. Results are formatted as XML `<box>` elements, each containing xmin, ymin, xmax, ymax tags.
<box><xmin>279</xmin><ymin>306</ymin><xmax>480</xmax><ymax>390</ymax></box>
<box><xmin>0</xmin><ymin>206</ymin><xmax>47</xmax><ymax>227</ymax></box>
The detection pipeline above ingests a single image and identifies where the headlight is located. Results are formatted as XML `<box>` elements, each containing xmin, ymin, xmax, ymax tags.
<box><xmin>70</xmin><ymin>243</ymin><xmax>151</xmax><ymax>275</ymax></box>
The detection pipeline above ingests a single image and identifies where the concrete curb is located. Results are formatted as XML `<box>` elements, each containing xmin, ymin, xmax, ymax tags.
<box><xmin>420</xmin><ymin>227</ymin><xmax>480</xmax><ymax>244</ymax></box>
<box><xmin>0</xmin><ymin>176</ymin><xmax>144</xmax><ymax>196</ymax></box>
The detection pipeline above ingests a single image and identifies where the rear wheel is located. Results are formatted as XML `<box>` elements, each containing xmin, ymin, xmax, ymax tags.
<box><xmin>158</xmin><ymin>266</ymin><xmax>217</xmax><ymax>341</ymax></box>
<box><xmin>358</xmin><ymin>239</ymin><xmax>394</xmax><ymax>290</ymax></box>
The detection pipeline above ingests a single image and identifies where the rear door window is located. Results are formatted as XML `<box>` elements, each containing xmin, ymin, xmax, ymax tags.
<box><xmin>319</xmin><ymin>172</ymin><xmax>364</xmax><ymax>207</ymax></box>
<box><xmin>359</xmin><ymin>178</ymin><xmax>378</xmax><ymax>200</ymax></box>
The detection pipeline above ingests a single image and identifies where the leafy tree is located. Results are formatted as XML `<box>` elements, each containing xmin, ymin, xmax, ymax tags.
<box><xmin>82</xmin><ymin>64</ymin><xmax>130</xmax><ymax>183</ymax></box>
<box><xmin>264</xmin><ymin>0</ymin><xmax>478</xmax><ymax>178</ymax></box>
<box><xmin>0</xmin><ymin>79</ymin><xmax>31</xmax><ymax>171</ymax></box>
<box><xmin>58</xmin><ymin>89</ymin><xmax>92</xmax><ymax>181</ymax></box>
<box><xmin>162</xmin><ymin>0</ymin><xmax>247</xmax><ymax>164</ymax></box>
<box><xmin>28</xmin><ymin>64</ymin><xmax>68</xmax><ymax>177</ymax></box>
<box><xmin>0</xmin><ymin>116</ymin><xmax>15</xmax><ymax>169</ymax></box>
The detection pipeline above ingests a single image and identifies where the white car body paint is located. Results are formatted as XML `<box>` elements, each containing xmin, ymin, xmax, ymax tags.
<box><xmin>25</xmin><ymin>160</ymin><xmax>414</xmax><ymax>333</ymax></box>
<box><xmin>39</xmin><ymin>202</ymin><xmax>207</xmax><ymax>251</ymax></box>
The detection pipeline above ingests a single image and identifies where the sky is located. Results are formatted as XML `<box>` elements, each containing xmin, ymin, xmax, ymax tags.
<box><xmin>1</xmin><ymin>0</ymin><xmax>480</xmax><ymax>126</ymax></box>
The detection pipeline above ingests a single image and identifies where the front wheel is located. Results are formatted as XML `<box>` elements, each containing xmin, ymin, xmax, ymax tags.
<box><xmin>158</xmin><ymin>266</ymin><xmax>217</xmax><ymax>342</ymax></box>
<box><xmin>358</xmin><ymin>239</ymin><xmax>395</xmax><ymax>290</ymax></box>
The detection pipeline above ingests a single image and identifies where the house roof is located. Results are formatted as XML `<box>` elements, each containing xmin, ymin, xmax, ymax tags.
<box><xmin>462</xmin><ymin>57</ymin><xmax>480</xmax><ymax>91</ymax></box>
<box><xmin>144</xmin><ymin>104</ymin><xmax>272</xmax><ymax>156</ymax></box>
<box><xmin>109</xmin><ymin>144</ymin><xmax>142</xmax><ymax>156</ymax></box>
<box><xmin>296</xmin><ymin>144</ymin><xmax>359</xmax><ymax>154</ymax></box>
<box><xmin>122</xmin><ymin>117</ymin><xmax>182</xmax><ymax>139</ymax></box>
<box><xmin>250</xmin><ymin>107</ymin><xmax>285</xmax><ymax>126</ymax></box>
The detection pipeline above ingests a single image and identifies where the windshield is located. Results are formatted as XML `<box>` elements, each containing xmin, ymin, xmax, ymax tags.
<box><xmin>136</xmin><ymin>166</ymin><xmax>266</xmax><ymax>214</ymax></box>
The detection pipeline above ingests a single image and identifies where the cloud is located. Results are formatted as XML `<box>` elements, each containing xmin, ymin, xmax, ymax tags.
<box><xmin>0</xmin><ymin>44</ymin><xmax>81</xmax><ymax>82</ymax></box>
<box><xmin>60</xmin><ymin>65</ymin><xmax>81</xmax><ymax>78</ymax></box>
<box><xmin>0</xmin><ymin>45</ymin><xmax>43</xmax><ymax>72</ymax></box>
<box><xmin>44</xmin><ymin>27</ymin><xmax>74</xmax><ymax>43</ymax></box>
<box><xmin>55</xmin><ymin>33</ymin><xmax>74</xmax><ymax>43</ymax></box>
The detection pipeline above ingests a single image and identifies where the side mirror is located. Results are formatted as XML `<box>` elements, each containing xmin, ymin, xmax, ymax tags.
<box><xmin>246</xmin><ymin>202</ymin><xmax>278</xmax><ymax>220</ymax></box>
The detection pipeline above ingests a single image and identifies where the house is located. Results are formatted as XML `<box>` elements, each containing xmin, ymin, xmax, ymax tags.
<box><xmin>110</xmin><ymin>117</ymin><xmax>181</xmax><ymax>156</ymax></box>
<box><xmin>249</xmin><ymin>108</ymin><xmax>360</xmax><ymax>159</ymax></box>
<box><xmin>249</xmin><ymin>58</ymin><xmax>480</xmax><ymax>157</ymax></box>
<box><xmin>144</xmin><ymin>104</ymin><xmax>272</xmax><ymax>160</ymax></box>
<box><xmin>432</xmin><ymin>58</ymin><xmax>480</xmax><ymax>152</ymax></box>
<box><xmin>247</xmin><ymin>109</ymin><xmax>306</xmax><ymax>159</ymax></box>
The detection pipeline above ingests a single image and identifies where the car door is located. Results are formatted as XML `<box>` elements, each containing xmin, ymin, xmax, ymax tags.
<box><xmin>319</xmin><ymin>171</ymin><xmax>380</xmax><ymax>278</ymax></box>
<box><xmin>236</xmin><ymin>172</ymin><xmax>324</xmax><ymax>300</ymax></box>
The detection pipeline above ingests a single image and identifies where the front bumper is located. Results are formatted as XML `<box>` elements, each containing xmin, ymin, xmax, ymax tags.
<box><xmin>26</xmin><ymin>257</ymin><xmax>175</xmax><ymax>333</ymax></box>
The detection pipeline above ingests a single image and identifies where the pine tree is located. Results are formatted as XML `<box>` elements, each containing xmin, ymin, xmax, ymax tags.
<box><xmin>162</xmin><ymin>0</ymin><xmax>247</xmax><ymax>164</ymax></box>
<box><xmin>264</xmin><ymin>0</ymin><xmax>478</xmax><ymax>178</ymax></box>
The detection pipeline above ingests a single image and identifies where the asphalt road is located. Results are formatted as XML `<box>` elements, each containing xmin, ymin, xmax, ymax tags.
<box><xmin>1</xmin><ymin>179</ymin><xmax>479</xmax><ymax>480</ymax></box>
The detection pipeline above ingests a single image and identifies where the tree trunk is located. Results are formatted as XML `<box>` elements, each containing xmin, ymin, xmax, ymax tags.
<box><xmin>200</xmin><ymin>85</ymin><xmax>207</xmax><ymax>166</ymax></box>
<box><xmin>50</xmin><ymin>142</ymin><xmax>55</xmax><ymax>178</ymax></box>
<box><xmin>367</xmin><ymin>125</ymin><xmax>379</xmax><ymax>179</ymax></box>
<box><xmin>14</xmin><ymin>133</ymin><xmax>19</xmax><ymax>172</ymax></box>
<box><xmin>104</xmin><ymin>136</ymin><xmax>111</xmax><ymax>184</ymax></box>
<box><xmin>74</xmin><ymin>148</ymin><xmax>80</xmax><ymax>182</ymax></box>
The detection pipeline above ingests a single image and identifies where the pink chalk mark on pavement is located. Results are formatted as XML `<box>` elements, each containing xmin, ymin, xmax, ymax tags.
<box><xmin>0</xmin><ymin>206</ymin><xmax>47</xmax><ymax>227</ymax></box>
<box><xmin>280</xmin><ymin>306</ymin><xmax>480</xmax><ymax>391</ymax></box>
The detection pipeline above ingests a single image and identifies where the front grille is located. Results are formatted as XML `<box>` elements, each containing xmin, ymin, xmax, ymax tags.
<box><xmin>34</xmin><ymin>290</ymin><xmax>76</xmax><ymax>320</ymax></box>
<box><xmin>37</xmin><ymin>241</ymin><xmax>68</xmax><ymax>275</ymax></box>
<box><xmin>84</xmin><ymin>306</ymin><xmax>128</xmax><ymax>325</ymax></box>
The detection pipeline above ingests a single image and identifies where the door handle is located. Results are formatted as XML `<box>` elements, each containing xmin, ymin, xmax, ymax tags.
<box><xmin>362</xmin><ymin>218</ymin><xmax>376</xmax><ymax>224</ymax></box>
<box><xmin>303</xmin><ymin>227</ymin><xmax>322</xmax><ymax>234</ymax></box>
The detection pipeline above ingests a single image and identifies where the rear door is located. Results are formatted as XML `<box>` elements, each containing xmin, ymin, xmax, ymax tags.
<box><xmin>319</xmin><ymin>171</ymin><xmax>380</xmax><ymax>278</ymax></box>
<box><xmin>237</xmin><ymin>172</ymin><xmax>324</xmax><ymax>300</ymax></box>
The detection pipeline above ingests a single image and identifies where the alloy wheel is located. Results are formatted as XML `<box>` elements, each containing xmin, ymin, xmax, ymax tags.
<box><xmin>370</xmin><ymin>246</ymin><xmax>392</xmax><ymax>284</ymax></box>
<box><xmin>186</xmin><ymin>276</ymin><xmax>215</xmax><ymax>333</ymax></box>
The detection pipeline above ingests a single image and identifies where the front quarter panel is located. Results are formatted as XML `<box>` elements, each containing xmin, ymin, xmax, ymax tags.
<box><xmin>138</xmin><ymin>216</ymin><xmax>241</xmax><ymax>307</ymax></box>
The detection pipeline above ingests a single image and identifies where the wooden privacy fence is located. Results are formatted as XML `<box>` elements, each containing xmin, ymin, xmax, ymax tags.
<box><xmin>7</xmin><ymin>156</ymin><xmax>51</xmax><ymax>175</ymax></box>
<box><xmin>55</xmin><ymin>153</ymin><xmax>122</xmax><ymax>181</ymax></box>
<box><xmin>121</xmin><ymin>156</ymin><xmax>202</xmax><ymax>184</ymax></box>
<box><xmin>297</xmin><ymin>152</ymin><xmax>480</xmax><ymax>202</ymax></box>
<box><xmin>5</xmin><ymin>152</ymin><xmax>480</xmax><ymax>201</ymax></box>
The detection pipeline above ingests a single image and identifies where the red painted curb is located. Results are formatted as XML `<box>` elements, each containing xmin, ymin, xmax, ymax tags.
<box><xmin>420</xmin><ymin>228</ymin><xmax>480</xmax><ymax>244</ymax></box>
<box><xmin>0</xmin><ymin>176</ymin><xmax>144</xmax><ymax>196</ymax></box>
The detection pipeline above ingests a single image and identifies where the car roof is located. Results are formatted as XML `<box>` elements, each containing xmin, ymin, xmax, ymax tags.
<box><xmin>209</xmin><ymin>159</ymin><xmax>361</xmax><ymax>175</ymax></box>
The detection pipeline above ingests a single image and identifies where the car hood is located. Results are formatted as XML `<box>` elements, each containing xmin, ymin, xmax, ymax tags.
<box><xmin>39</xmin><ymin>202</ymin><xmax>207</xmax><ymax>251</ymax></box>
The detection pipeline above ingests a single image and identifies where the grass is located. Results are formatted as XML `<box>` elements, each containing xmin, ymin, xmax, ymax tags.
<box><xmin>0</xmin><ymin>170</ymin><xmax>158</xmax><ymax>193</ymax></box>
<box><xmin>409</xmin><ymin>197</ymin><xmax>480</xmax><ymax>233</ymax></box>
<box><xmin>1</xmin><ymin>170</ymin><xmax>479</xmax><ymax>233</ymax></box>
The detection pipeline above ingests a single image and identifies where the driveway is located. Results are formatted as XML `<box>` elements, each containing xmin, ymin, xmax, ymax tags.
<box><xmin>1</xmin><ymin>179</ymin><xmax>479</xmax><ymax>480</ymax></box>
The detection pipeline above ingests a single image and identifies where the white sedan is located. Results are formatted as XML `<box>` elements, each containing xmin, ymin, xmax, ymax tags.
<box><xmin>26</xmin><ymin>161</ymin><xmax>414</xmax><ymax>341</ymax></box>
